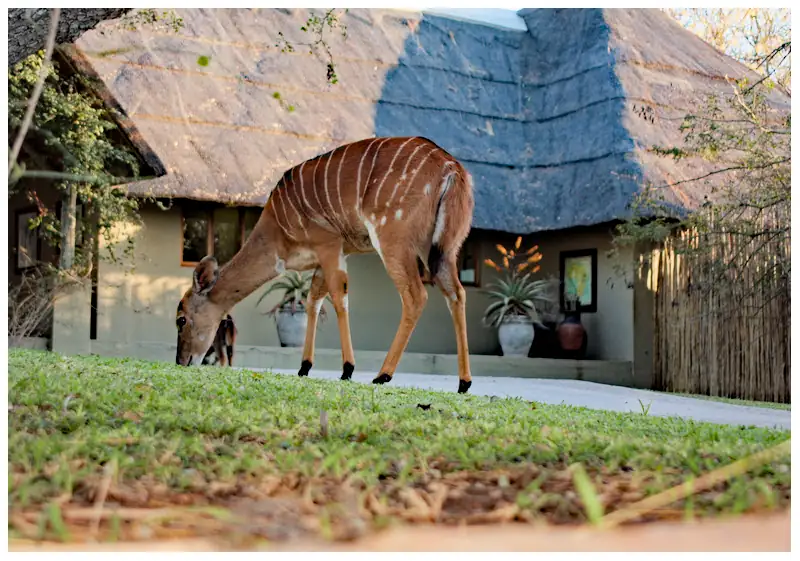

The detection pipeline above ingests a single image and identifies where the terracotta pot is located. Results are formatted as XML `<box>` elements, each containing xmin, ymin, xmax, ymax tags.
<box><xmin>557</xmin><ymin>311</ymin><xmax>587</xmax><ymax>359</ymax></box>
<box><xmin>276</xmin><ymin>306</ymin><xmax>307</xmax><ymax>347</ymax></box>
<box><xmin>498</xmin><ymin>316</ymin><xmax>534</xmax><ymax>357</ymax></box>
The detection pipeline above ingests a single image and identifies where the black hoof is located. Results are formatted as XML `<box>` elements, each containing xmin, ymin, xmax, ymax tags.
<box><xmin>372</xmin><ymin>373</ymin><xmax>392</xmax><ymax>385</ymax></box>
<box><xmin>341</xmin><ymin>362</ymin><xmax>355</xmax><ymax>381</ymax></box>
<box><xmin>458</xmin><ymin>379</ymin><xmax>472</xmax><ymax>394</ymax></box>
<box><xmin>298</xmin><ymin>360</ymin><xmax>312</xmax><ymax>377</ymax></box>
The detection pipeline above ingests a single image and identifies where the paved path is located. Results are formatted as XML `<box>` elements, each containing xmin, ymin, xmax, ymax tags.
<box><xmin>268</xmin><ymin>368</ymin><xmax>790</xmax><ymax>430</ymax></box>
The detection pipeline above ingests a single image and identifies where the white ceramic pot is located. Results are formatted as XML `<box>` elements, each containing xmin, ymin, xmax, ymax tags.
<box><xmin>498</xmin><ymin>317</ymin><xmax>535</xmax><ymax>357</ymax></box>
<box><xmin>276</xmin><ymin>307</ymin><xmax>308</xmax><ymax>347</ymax></box>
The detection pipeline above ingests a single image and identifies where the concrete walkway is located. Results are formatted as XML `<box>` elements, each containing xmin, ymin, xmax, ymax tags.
<box><xmin>269</xmin><ymin>368</ymin><xmax>791</xmax><ymax>431</ymax></box>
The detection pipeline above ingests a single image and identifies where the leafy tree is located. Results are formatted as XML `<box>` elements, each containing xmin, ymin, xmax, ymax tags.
<box><xmin>665</xmin><ymin>8</ymin><xmax>791</xmax><ymax>91</ymax></box>
<box><xmin>8</xmin><ymin>50</ymin><xmax>146</xmax><ymax>275</ymax></box>
<box><xmin>615</xmin><ymin>72</ymin><xmax>790</xmax><ymax>310</ymax></box>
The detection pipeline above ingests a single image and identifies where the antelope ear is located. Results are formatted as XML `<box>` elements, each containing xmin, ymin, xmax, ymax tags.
<box><xmin>193</xmin><ymin>256</ymin><xmax>219</xmax><ymax>295</ymax></box>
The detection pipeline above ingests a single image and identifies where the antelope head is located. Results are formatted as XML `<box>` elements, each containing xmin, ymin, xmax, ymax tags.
<box><xmin>175</xmin><ymin>256</ymin><xmax>226</xmax><ymax>366</ymax></box>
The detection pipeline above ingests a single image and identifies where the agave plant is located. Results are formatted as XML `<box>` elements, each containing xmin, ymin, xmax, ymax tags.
<box><xmin>481</xmin><ymin>273</ymin><xmax>556</xmax><ymax>327</ymax></box>
<box><xmin>256</xmin><ymin>270</ymin><xmax>327</xmax><ymax>319</ymax></box>
<box><xmin>481</xmin><ymin>236</ymin><xmax>556</xmax><ymax>327</ymax></box>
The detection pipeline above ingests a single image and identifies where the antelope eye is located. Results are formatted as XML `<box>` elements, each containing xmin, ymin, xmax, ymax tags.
<box><xmin>176</xmin><ymin>316</ymin><xmax>187</xmax><ymax>328</ymax></box>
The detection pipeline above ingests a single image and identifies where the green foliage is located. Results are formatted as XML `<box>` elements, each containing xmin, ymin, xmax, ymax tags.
<box><xmin>196</xmin><ymin>55</ymin><xmax>210</xmax><ymax>67</ymax></box>
<box><xmin>8</xmin><ymin>50</ymin><xmax>147</xmax><ymax>275</ymax></box>
<box><xmin>275</xmin><ymin>8</ymin><xmax>348</xmax><ymax>86</ymax></box>
<box><xmin>115</xmin><ymin>9</ymin><xmax>184</xmax><ymax>33</ymax></box>
<box><xmin>481</xmin><ymin>274</ymin><xmax>556</xmax><ymax>328</ymax></box>
<box><xmin>481</xmin><ymin>238</ymin><xmax>557</xmax><ymax>327</ymax></box>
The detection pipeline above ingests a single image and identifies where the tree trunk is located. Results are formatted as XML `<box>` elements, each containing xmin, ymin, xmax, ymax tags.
<box><xmin>59</xmin><ymin>185</ymin><xmax>77</xmax><ymax>270</ymax></box>
<box><xmin>8</xmin><ymin>8</ymin><xmax>131</xmax><ymax>67</ymax></box>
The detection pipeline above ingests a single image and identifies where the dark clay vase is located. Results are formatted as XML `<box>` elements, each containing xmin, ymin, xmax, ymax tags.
<box><xmin>557</xmin><ymin>311</ymin><xmax>587</xmax><ymax>360</ymax></box>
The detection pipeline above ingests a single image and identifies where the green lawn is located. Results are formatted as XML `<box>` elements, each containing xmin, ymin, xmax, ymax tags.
<box><xmin>7</xmin><ymin>349</ymin><xmax>791</xmax><ymax>545</ymax></box>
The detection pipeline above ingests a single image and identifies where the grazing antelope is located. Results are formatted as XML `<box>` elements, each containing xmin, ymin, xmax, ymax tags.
<box><xmin>175</xmin><ymin>136</ymin><xmax>475</xmax><ymax>393</ymax></box>
<box><xmin>201</xmin><ymin>314</ymin><xmax>238</xmax><ymax>367</ymax></box>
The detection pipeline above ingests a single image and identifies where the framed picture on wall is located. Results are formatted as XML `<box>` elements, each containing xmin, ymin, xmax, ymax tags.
<box><xmin>559</xmin><ymin>248</ymin><xmax>598</xmax><ymax>313</ymax></box>
<box><xmin>15</xmin><ymin>207</ymin><xmax>42</xmax><ymax>272</ymax></box>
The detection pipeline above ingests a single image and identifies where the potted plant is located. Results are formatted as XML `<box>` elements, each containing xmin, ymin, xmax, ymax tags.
<box><xmin>256</xmin><ymin>270</ymin><xmax>327</xmax><ymax>347</ymax></box>
<box><xmin>482</xmin><ymin>237</ymin><xmax>555</xmax><ymax>357</ymax></box>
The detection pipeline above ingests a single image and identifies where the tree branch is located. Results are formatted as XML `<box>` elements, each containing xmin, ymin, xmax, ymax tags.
<box><xmin>650</xmin><ymin>158</ymin><xmax>790</xmax><ymax>190</ymax></box>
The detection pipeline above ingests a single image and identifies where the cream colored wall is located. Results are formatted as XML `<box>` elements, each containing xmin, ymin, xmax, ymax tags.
<box><xmin>96</xmin><ymin>205</ymin><xmax>634</xmax><ymax>361</ymax></box>
<box><xmin>514</xmin><ymin>225</ymin><xmax>635</xmax><ymax>361</ymax></box>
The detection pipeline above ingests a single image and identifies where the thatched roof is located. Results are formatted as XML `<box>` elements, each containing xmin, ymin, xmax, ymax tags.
<box><xmin>74</xmin><ymin>8</ymin><xmax>790</xmax><ymax>234</ymax></box>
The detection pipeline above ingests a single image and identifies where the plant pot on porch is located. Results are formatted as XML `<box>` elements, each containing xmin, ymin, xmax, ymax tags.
<box><xmin>275</xmin><ymin>304</ymin><xmax>308</xmax><ymax>347</ymax></box>
<box><xmin>498</xmin><ymin>316</ymin><xmax>535</xmax><ymax>357</ymax></box>
<box><xmin>557</xmin><ymin>310</ymin><xmax>588</xmax><ymax>360</ymax></box>
<box><xmin>257</xmin><ymin>270</ymin><xmax>317</xmax><ymax>348</ymax></box>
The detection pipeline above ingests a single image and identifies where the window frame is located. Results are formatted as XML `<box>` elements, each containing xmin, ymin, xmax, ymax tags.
<box><xmin>15</xmin><ymin>206</ymin><xmax>43</xmax><ymax>274</ymax></box>
<box><xmin>179</xmin><ymin>203</ymin><xmax>260</xmax><ymax>268</ymax></box>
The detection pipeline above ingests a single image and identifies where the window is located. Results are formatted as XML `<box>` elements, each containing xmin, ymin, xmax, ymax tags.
<box><xmin>420</xmin><ymin>237</ymin><xmax>481</xmax><ymax>287</ymax></box>
<box><xmin>15</xmin><ymin>207</ymin><xmax>42</xmax><ymax>273</ymax></box>
<box><xmin>180</xmin><ymin>204</ymin><xmax>262</xmax><ymax>266</ymax></box>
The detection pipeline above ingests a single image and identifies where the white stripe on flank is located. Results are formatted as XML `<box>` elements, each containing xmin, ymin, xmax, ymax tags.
<box><xmin>386</xmin><ymin>143</ymin><xmax>425</xmax><ymax>207</ymax></box>
<box><xmin>356</xmin><ymin>138</ymin><xmax>380</xmax><ymax>208</ymax></box>
<box><xmin>336</xmin><ymin>143</ymin><xmax>351</xmax><ymax>229</ymax></box>
<box><xmin>395</xmin><ymin>209</ymin><xmax>403</xmax><ymax>220</ymax></box>
<box><xmin>372</xmin><ymin>137</ymin><xmax>416</xmax><ymax>208</ymax></box>
<box><xmin>360</xmin><ymin>138</ymin><xmax>391</xmax><ymax>215</ymax></box>
<box><xmin>283</xmin><ymin>168</ymin><xmax>308</xmax><ymax>238</ymax></box>
<box><xmin>298</xmin><ymin>161</ymin><xmax>311</xmax><ymax>215</ymax></box>
<box><xmin>323</xmin><ymin>147</ymin><xmax>343</xmax><ymax>231</ymax></box>
<box><xmin>272</xmin><ymin>192</ymin><xmax>297</xmax><ymax>241</ymax></box>
<box><xmin>397</xmin><ymin>146</ymin><xmax>438</xmax><ymax>204</ymax></box>
<box><xmin>277</xmin><ymin>189</ymin><xmax>298</xmax><ymax>241</ymax></box>
<box><xmin>432</xmin><ymin>173</ymin><xmax>454</xmax><ymax>245</ymax></box>
<box><xmin>311</xmin><ymin>156</ymin><xmax>329</xmax><ymax>228</ymax></box>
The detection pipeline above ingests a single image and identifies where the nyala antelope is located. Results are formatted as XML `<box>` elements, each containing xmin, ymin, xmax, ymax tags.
<box><xmin>200</xmin><ymin>314</ymin><xmax>237</xmax><ymax>367</ymax></box>
<box><xmin>175</xmin><ymin>136</ymin><xmax>475</xmax><ymax>393</ymax></box>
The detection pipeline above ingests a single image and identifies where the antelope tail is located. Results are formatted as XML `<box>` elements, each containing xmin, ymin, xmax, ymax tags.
<box><xmin>427</xmin><ymin>164</ymin><xmax>475</xmax><ymax>278</ymax></box>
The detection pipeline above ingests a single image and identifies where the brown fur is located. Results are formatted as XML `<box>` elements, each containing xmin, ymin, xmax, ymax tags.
<box><xmin>174</xmin><ymin>137</ymin><xmax>474</xmax><ymax>392</ymax></box>
<box><xmin>202</xmin><ymin>314</ymin><xmax>237</xmax><ymax>367</ymax></box>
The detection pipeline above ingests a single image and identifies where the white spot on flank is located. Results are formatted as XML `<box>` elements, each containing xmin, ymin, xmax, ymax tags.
<box><xmin>380</xmin><ymin>215</ymin><xmax>387</xmax><ymax>226</ymax></box>
<box><xmin>364</xmin><ymin>220</ymin><xmax>384</xmax><ymax>262</ymax></box>
<box><xmin>370</xmin><ymin>213</ymin><xmax>376</xmax><ymax>223</ymax></box>
<box><xmin>275</xmin><ymin>257</ymin><xmax>286</xmax><ymax>274</ymax></box>
<box><xmin>198</xmin><ymin>334</ymin><xmax>206</xmax><ymax>342</ymax></box>
<box><xmin>395</xmin><ymin>209</ymin><xmax>403</xmax><ymax>220</ymax></box>
<box><xmin>424</xmin><ymin>183</ymin><xmax>431</xmax><ymax>195</ymax></box>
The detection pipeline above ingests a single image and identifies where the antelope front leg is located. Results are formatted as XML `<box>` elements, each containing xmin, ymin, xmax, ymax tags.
<box><xmin>373</xmin><ymin>251</ymin><xmax>428</xmax><ymax>385</ymax></box>
<box><xmin>298</xmin><ymin>268</ymin><xmax>327</xmax><ymax>377</ymax></box>
<box><xmin>318</xmin><ymin>247</ymin><xmax>357</xmax><ymax>381</ymax></box>
<box><xmin>434</xmin><ymin>257</ymin><xmax>472</xmax><ymax>393</ymax></box>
